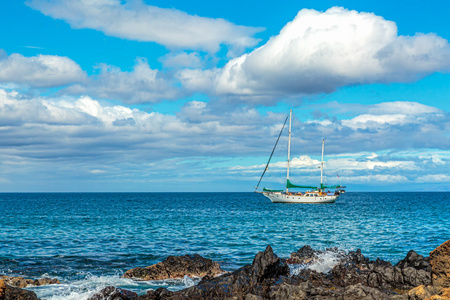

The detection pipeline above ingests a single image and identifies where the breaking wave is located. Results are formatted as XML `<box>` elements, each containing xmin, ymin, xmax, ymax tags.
<box><xmin>27</xmin><ymin>273</ymin><xmax>200</xmax><ymax>300</ymax></box>
<box><xmin>289</xmin><ymin>250</ymin><xmax>342</xmax><ymax>276</ymax></box>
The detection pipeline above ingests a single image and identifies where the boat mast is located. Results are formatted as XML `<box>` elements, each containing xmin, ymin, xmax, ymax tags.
<box><xmin>286</xmin><ymin>109</ymin><xmax>292</xmax><ymax>192</ymax></box>
<box><xmin>320</xmin><ymin>138</ymin><xmax>324</xmax><ymax>190</ymax></box>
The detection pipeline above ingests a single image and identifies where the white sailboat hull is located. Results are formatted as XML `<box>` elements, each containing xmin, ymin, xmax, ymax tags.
<box><xmin>263</xmin><ymin>192</ymin><xmax>338</xmax><ymax>203</ymax></box>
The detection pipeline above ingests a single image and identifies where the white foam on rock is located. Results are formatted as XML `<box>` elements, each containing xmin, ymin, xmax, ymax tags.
<box><xmin>308</xmin><ymin>252</ymin><xmax>341</xmax><ymax>273</ymax></box>
<box><xmin>28</xmin><ymin>274</ymin><xmax>200</xmax><ymax>300</ymax></box>
<box><xmin>289</xmin><ymin>250</ymin><xmax>342</xmax><ymax>276</ymax></box>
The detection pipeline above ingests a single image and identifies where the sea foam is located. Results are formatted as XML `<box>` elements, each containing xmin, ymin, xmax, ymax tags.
<box><xmin>28</xmin><ymin>274</ymin><xmax>200</xmax><ymax>300</ymax></box>
<box><xmin>289</xmin><ymin>250</ymin><xmax>342</xmax><ymax>276</ymax></box>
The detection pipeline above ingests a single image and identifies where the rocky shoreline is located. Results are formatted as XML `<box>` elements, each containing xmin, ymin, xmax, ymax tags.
<box><xmin>0</xmin><ymin>276</ymin><xmax>60</xmax><ymax>300</ymax></box>
<box><xmin>2</xmin><ymin>240</ymin><xmax>449</xmax><ymax>300</ymax></box>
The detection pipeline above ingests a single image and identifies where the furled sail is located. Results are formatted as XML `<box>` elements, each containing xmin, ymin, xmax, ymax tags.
<box><xmin>286</xmin><ymin>179</ymin><xmax>317</xmax><ymax>189</ymax></box>
<box><xmin>263</xmin><ymin>187</ymin><xmax>284</xmax><ymax>192</ymax></box>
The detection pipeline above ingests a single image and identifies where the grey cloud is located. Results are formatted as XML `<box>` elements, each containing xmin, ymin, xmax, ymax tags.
<box><xmin>64</xmin><ymin>59</ymin><xmax>183</xmax><ymax>104</ymax></box>
<box><xmin>0</xmin><ymin>91</ymin><xmax>448</xmax><ymax>191</ymax></box>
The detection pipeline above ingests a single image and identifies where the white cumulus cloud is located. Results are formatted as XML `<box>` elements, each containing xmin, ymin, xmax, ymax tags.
<box><xmin>181</xmin><ymin>7</ymin><xmax>450</xmax><ymax>103</ymax></box>
<box><xmin>0</xmin><ymin>50</ymin><xmax>86</xmax><ymax>88</ymax></box>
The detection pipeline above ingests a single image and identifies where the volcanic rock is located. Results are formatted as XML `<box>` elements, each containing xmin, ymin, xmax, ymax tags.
<box><xmin>286</xmin><ymin>245</ymin><xmax>318</xmax><ymax>265</ymax></box>
<box><xmin>286</xmin><ymin>245</ymin><xmax>345</xmax><ymax>266</ymax></box>
<box><xmin>405</xmin><ymin>284</ymin><xmax>450</xmax><ymax>300</ymax></box>
<box><xmin>141</xmin><ymin>245</ymin><xmax>290</xmax><ymax>299</ymax></box>
<box><xmin>0</xmin><ymin>279</ymin><xmax>40</xmax><ymax>300</ymax></box>
<box><xmin>252</xmin><ymin>245</ymin><xmax>289</xmax><ymax>283</ymax></box>
<box><xmin>330</xmin><ymin>248</ymin><xmax>431</xmax><ymax>292</ymax></box>
<box><xmin>430</xmin><ymin>239</ymin><xmax>450</xmax><ymax>288</ymax></box>
<box><xmin>287</xmin><ymin>245</ymin><xmax>431</xmax><ymax>292</ymax></box>
<box><xmin>0</xmin><ymin>275</ymin><xmax>60</xmax><ymax>288</ymax></box>
<box><xmin>100</xmin><ymin>240</ymin><xmax>450</xmax><ymax>300</ymax></box>
<box><xmin>396</xmin><ymin>250</ymin><xmax>431</xmax><ymax>272</ymax></box>
<box><xmin>87</xmin><ymin>286</ymin><xmax>138</xmax><ymax>300</ymax></box>
<box><xmin>123</xmin><ymin>254</ymin><xmax>224</xmax><ymax>280</ymax></box>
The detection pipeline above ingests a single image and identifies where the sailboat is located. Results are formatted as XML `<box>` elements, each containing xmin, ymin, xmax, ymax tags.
<box><xmin>255</xmin><ymin>110</ymin><xmax>345</xmax><ymax>203</ymax></box>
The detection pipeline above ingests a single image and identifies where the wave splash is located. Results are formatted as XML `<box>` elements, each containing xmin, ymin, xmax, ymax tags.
<box><xmin>289</xmin><ymin>250</ymin><xmax>343</xmax><ymax>276</ymax></box>
<box><xmin>27</xmin><ymin>273</ymin><xmax>200</xmax><ymax>300</ymax></box>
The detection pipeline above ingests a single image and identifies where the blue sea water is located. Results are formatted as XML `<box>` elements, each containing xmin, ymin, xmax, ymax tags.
<box><xmin>1</xmin><ymin>192</ymin><xmax>449</xmax><ymax>299</ymax></box>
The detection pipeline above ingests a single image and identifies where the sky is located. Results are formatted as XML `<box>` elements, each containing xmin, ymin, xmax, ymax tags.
<box><xmin>0</xmin><ymin>0</ymin><xmax>449</xmax><ymax>192</ymax></box>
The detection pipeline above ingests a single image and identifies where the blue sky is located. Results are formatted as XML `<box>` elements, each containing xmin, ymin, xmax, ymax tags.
<box><xmin>0</xmin><ymin>0</ymin><xmax>449</xmax><ymax>192</ymax></box>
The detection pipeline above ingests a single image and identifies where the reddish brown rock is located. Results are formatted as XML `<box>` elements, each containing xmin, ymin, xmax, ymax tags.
<box><xmin>0</xmin><ymin>280</ymin><xmax>5</xmax><ymax>296</ymax></box>
<box><xmin>0</xmin><ymin>275</ymin><xmax>60</xmax><ymax>288</ymax></box>
<box><xmin>0</xmin><ymin>279</ymin><xmax>40</xmax><ymax>300</ymax></box>
<box><xmin>405</xmin><ymin>284</ymin><xmax>450</xmax><ymax>300</ymax></box>
<box><xmin>123</xmin><ymin>254</ymin><xmax>224</xmax><ymax>280</ymax></box>
<box><xmin>430</xmin><ymin>240</ymin><xmax>450</xmax><ymax>288</ymax></box>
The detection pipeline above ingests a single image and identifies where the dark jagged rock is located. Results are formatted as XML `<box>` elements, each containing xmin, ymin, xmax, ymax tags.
<box><xmin>286</xmin><ymin>245</ymin><xmax>346</xmax><ymax>266</ymax></box>
<box><xmin>343</xmin><ymin>283</ymin><xmax>394</xmax><ymax>300</ymax></box>
<box><xmin>139</xmin><ymin>245</ymin><xmax>400</xmax><ymax>299</ymax></box>
<box><xmin>286</xmin><ymin>245</ymin><xmax>318</xmax><ymax>265</ymax></box>
<box><xmin>402</xmin><ymin>240</ymin><xmax>450</xmax><ymax>300</ymax></box>
<box><xmin>344</xmin><ymin>249</ymin><xmax>370</xmax><ymax>266</ymax></box>
<box><xmin>141</xmin><ymin>245</ymin><xmax>290</xmax><ymax>299</ymax></box>
<box><xmin>396</xmin><ymin>250</ymin><xmax>431</xmax><ymax>272</ymax></box>
<box><xmin>330</xmin><ymin>248</ymin><xmax>431</xmax><ymax>292</ymax></box>
<box><xmin>0</xmin><ymin>279</ymin><xmax>40</xmax><ymax>300</ymax></box>
<box><xmin>288</xmin><ymin>245</ymin><xmax>431</xmax><ymax>292</ymax></box>
<box><xmin>123</xmin><ymin>254</ymin><xmax>224</xmax><ymax>280</ymax></box>
<box><xmin>269</xmin><ymin>275</ymin><xmax>396</xmax><ymax>300</ymax></box>
<box><xmin>138</xmin><ymin>287</ymin><xmax>175</xmax><ymax>300</ymax></box>
<box><xmin>106</xmin><ymin>240</ymin><xmax>450</xmax><ymax>300</ymax></box>
<box><xmin>292</xmin><ymin>268</ymin><xmax>334</xmax><ymax>289</ymax></box>
<box><xmin>0</xmin><ymin>275</ymin><xmax>60</xmax><ymax>288</ymax></box>
<box><xmin>87</xmin><ymin>286</ymin><xmax>138</xmax><ymax>300</ymax></box>
<box><xmin>430</xmin><ymin>239</ymin><xmax>450</xmax><ymax>288</ymax></box>
<box><xmin>251</xmin><ymin>245</ymin><xmax>289</xmax><ymax>283</ymax></box>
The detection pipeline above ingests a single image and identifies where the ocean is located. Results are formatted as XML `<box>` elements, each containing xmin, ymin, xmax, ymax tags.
<box><xmin>1</xmin><ymin>192</ymin><xmax>449</xmax><ymax>299</ymax></box>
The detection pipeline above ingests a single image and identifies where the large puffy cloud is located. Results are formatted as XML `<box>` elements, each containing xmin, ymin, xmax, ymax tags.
<box><xmin>180</xmin><ymin>7</ymin><xmax>450</xmax><ymax>103</ymax></box>
<box><xmin>27</xmin><ymin>0</ymin><xmax>262</xmax><ymax>54</ymax></box>
<box><xmin>0</xmin><ymin>50</ymin><xmax>86</xmax><ymax>88</ymax></box>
